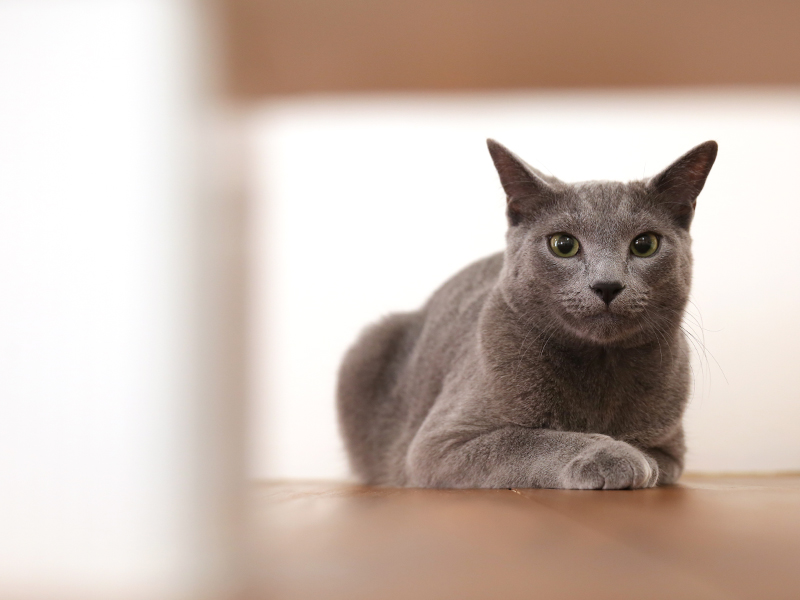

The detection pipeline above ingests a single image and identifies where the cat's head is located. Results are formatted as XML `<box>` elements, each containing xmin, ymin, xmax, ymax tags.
<box><xmin>488</xmin><ymin>139</ymin><xmax>717</xmax><ymax>347</ymax></box>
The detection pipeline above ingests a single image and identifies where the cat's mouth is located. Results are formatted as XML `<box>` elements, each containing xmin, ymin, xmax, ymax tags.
<box><xmin>587</xmin><ymin>311</ymin><xmax>626</xmax><ymax>323</ymax></box>
<box><xmin>563</xmin><ymin>309</ymin><xmax>641</xmax><ymax>344</ymax></box>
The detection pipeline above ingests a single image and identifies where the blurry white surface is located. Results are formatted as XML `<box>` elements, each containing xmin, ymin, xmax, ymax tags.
<box><xmin>0</xmin><ymin>1</ymin><xmax>233</xmax><ymax>599</ymax></box>
<box><xmin>249</xmin><ymin>90</ymin><xmax>800</xmax><ymax>480</ymax></box>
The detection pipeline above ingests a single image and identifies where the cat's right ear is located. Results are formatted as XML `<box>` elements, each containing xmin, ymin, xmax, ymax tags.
<box><xmin>487</xmin><ymin>139</ymin><xmax>553</xmax><ymax>226</ymax></box>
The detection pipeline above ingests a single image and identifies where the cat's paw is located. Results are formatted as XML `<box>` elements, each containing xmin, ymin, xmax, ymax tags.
<box><xmin>559</xmin><ymin>437</ymin><xmax>658</xmax><ymax>490</ymax></box>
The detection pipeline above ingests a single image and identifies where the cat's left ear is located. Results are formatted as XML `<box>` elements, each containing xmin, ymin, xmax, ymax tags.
<box><xmin>648</xmin><ymin>141</ymin><xmax>718</xmax><ymax>229</ymax></box>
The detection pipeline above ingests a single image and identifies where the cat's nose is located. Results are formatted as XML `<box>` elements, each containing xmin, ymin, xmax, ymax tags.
<box><xmin>591</xmin><ymin>281</ymin><xmax>625</xmax><ymax>305</ymax></box>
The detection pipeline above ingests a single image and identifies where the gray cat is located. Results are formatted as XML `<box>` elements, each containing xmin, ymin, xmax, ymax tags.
<box><xmin>337</xmin><ymin>139</ymin><xmax>717</xmax><ymax>489</ymax></box>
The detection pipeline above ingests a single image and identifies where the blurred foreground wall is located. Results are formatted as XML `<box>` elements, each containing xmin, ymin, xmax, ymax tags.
<box><xmin>0</xmin><ymin>2</ymin><xmax>241</xmax><ymax>599</ymax></box>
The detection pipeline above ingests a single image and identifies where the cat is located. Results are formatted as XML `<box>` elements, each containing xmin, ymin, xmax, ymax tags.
<box><xmin>337</xmin><ymin>139</ymin><xmax>717</xmax><ymax>489</ymax></box>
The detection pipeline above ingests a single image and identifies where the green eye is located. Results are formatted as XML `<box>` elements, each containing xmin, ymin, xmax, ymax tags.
<box><xmin>549</xmin><ymin>233</ymin><xmax>580</xmax><ymax>258</ymax></box>
<box><xmin>630</xmin><ymin>232</ymin><xmax>659</xmax><ymax>257</ymax></box>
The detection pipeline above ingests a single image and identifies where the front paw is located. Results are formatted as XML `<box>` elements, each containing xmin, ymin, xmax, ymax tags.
<box><xmin>559</xmin><ymin>438</ymin><xmax>658</xmax><ymax>490</ymax></box>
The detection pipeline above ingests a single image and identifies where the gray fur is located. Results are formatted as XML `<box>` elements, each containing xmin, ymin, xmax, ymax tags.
<box><xmin>337</xmin><ymin>140</ymin><xmax>718</xmax><ymax>489</ymax></box>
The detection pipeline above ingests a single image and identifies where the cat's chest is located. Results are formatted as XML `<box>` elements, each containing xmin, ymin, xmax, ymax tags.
<box><xmin>518</xmin><ymin>349</ymin><xmax>670</xmax><ymax>435</ymax></box>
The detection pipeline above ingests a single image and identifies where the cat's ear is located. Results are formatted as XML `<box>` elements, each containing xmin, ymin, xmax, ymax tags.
<box><xmin>648</xmin><ymin>141</ymin><xmax>718</xmax><ymax>229</ymax></box>
<box><xmin>487</xmin><ymin>139</ymin><xmax>554</xmax><ymax>225</ymax></box>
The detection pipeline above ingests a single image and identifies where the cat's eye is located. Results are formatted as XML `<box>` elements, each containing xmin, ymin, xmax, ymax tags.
<box><xmin>630</xmin><ymin>232</ymin><xmax>659</xmax><ymax>257</ymax></box>
<box><xmin>549</xmin><ymin>233</ymin><xmax>580</xmax><ymax>258</ymax></box>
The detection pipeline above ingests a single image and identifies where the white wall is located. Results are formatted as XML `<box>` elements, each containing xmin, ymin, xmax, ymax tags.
<box><xmin>249</xmin><ymin>90</ymin><xmax>800</xmax><ymax>480</ymax></box>
<box><xmin>0</xmin><ymin>2</ymin><xmax>237</xmax><ymax>599</ymax></box>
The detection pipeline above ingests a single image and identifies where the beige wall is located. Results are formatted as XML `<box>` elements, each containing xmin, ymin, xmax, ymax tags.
<box><xmin>222</xmin><ymin>0</ymin><xmax>800</xmax><ymax>97</ymax></box>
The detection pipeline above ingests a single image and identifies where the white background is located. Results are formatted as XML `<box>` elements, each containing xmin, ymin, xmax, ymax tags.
<box><xmin>249</xmin><ymin>90</ymin><xmax>800</xmax><ymax>480</ymax></box>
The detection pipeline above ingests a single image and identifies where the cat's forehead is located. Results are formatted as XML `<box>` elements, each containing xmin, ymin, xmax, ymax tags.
<box><xmin>570</xmin><ymin>180</ymin><xmax>634</xmax><ymax>210</ymax></box>
<box><xmin>544</xmin><ymin>180</ymin><xmax>658</xmax><ymax>236</ymax></box>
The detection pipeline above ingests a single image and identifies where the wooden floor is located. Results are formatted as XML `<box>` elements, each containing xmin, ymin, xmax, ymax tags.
<box><xmin>249</xmin><ymin>475</ymin><xmax>800</xmax><ymax>600</ymax></box>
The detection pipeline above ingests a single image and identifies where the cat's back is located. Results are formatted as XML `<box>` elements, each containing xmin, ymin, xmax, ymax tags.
<box><xmin>337</xmin><ymin>252</ymin><xmax>504</xmax><ymax>482</ymax></box>
<box><xmin>425</xmin><ymin>252</ymin><xmax>504</xmax><ymax>315</ymax></box>
<box><xmin>413</xmin><ymin>252</ymin><xmax>504</xmax><ymax>364</ymax></box>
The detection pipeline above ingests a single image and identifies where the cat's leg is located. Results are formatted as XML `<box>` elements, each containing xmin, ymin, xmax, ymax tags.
<box><xmin>642</xmin><ymin>429</ymin><xmax>685</xmax><ymax>485</ymax></box>
<box><xmin>405</xmin><ymin>417</ymin><xmax>659</xmax><ymax>489</ymax></box>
